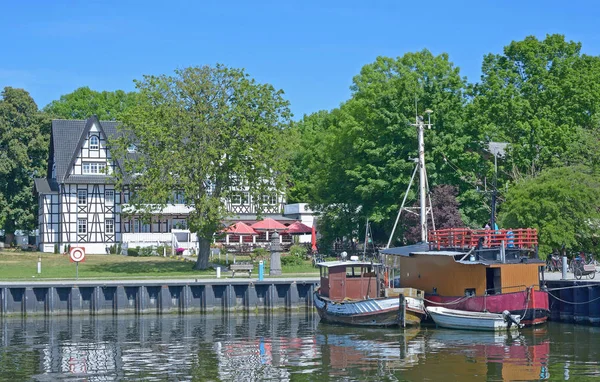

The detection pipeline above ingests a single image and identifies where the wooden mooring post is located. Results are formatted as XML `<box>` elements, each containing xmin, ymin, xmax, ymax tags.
<box><xmin>398</xmin><ymin>294</ymin><xmax>406</xmax><ymax>328</ymax></box>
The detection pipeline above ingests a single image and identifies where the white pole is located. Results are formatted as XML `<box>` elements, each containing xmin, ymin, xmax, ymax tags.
<box><xmin>387</xmin><ymin>163</ymin><xmax>418</xmax><ymax>248</ymax></box>
<box><xmin>418</xmin><ymin>115</ymin><xmax>427</xmax><ymax>243</ymax></box>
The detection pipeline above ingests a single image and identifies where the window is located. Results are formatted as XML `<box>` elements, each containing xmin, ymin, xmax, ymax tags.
<box><xmin>105</xmin><ymin>189</ymin><xmax>114</xmax><ymax>205</ymax></box>
<box><xmin>90</xmin><ymin>135</ymin><xmax>99</xmax><ymax>150</ymax></box>
<box><xmin>78</xmin><ymin>219</ymin><xmax>87</xmax><ymax>234</ymax></box>
<box><xmin>78</xmin><ymin>190</ymin><xmax>87</xmax><ymax>205</ymax></box>
<box><xmin>127</xmin><ymin>144</ymin><xmax>137</xmax><ymax>153</ymax></box>
<box><xmin>105</xmin><ymin>219</ymin><xmax>114</xmax><ymax>234</ymax></box>
<box><xmin>346</xmin><ymin>266</ymin><xmax>361</xmax><ymax>278</ymax></box>
<box><xmin>320</xmin><ymin>267</ymin><xmax>329</xmax><ymax>278</ymax></box>
<box><xmin>231</xmin><ymin>193</ymin><xmax>242</xmax><ymax>205</ymax></box>
<box><xmin>83</xmin><ymin>162</ymin><xmax>107</xmax><ymax>174</ymax></box>
<box><xmin>173</xmin><ymin>191</ymin><xmax>185</xmax><ymax>204</ymax></box>
<box><xmin>263</xmin><ymin>194</ymin><xmax>277</xmax><ymax>205</ymax></box>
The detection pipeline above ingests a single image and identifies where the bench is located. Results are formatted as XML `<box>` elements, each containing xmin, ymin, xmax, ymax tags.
<box><xmin>230</xmin><ymin>263</ymin><xmax>254</xmax><ymax>278</ymax></box>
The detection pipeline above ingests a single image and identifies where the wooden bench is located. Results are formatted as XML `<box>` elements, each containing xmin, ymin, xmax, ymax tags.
<box><xmin>230</xmin><ymin>263</ymin><xmax>254</xmax><ymax>278</ymax></box>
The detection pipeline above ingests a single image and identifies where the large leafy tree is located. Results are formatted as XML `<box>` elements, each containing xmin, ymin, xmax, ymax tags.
<box><xmin>0</xmin><ymin>87</ymin><xmax>49</xmax><ymax>245</ymax></box>
<box><xmin>468</xmin><ymin>34</ymin><xmax>600</xmax><ymax>179</ymax></box>
<box><xmin>113</xmin><ymin>65</ymin><xmax>292</xmax><ymax>269</ymax></box>
<box><xmin>499</xmin><ymin>166</ymin><xmax>600</xmax><ymax>257</ymax></box>
<box><xmin>292</xmin><ymin>50</ymin><xmax>473</xmax><ymax>245</ymax></box>
<box><xmin>44</xmin><ymin>86</ymin><xmax>138</xmax><ymax>120</ymax></box>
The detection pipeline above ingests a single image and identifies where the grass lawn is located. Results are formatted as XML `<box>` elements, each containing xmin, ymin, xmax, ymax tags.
<box><xmin>0</xmin><ymin>250</ymin><xmax>319</xmax><ymax>281</ymax></box>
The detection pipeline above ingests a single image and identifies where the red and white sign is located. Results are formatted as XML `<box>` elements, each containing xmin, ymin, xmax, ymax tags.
<box><xmin>69</xmin><ymin>247</ymin><xmax>86</xmax><ymax>262</ymax></box>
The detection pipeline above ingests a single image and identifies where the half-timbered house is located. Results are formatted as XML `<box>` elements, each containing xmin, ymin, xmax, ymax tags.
<box><xmin>34</xmin><ymin>116</ymin><xmax>295</xmax><ymax>254</ymax></box>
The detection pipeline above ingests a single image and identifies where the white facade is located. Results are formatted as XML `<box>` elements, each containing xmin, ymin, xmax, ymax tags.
<box><xmin>36</xmin><ymin>117</ymin><xmax>300</xmax><ymax>254</ymax></box>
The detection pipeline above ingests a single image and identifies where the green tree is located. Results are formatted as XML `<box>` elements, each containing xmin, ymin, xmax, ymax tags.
<box><xmin>0</xmin><ymin>87</ymin><xmax>49</xmax><ymax>245</ymax></box>
<box><xmin>44</xmin><ymin>86</ymin><xmax>138</xmax><ymax>120</ymax></box>
<box><xmin>499</xmin><ymin>166</ymin><xmax>600</xmax><ymax>257</ymax></box>
<box><xmin>468</xmin><ymin>34</ymin><xmax>600</xmax><ymax>179</ymax></box>
<box><xmin>113</xmin><ymin>65</ymin><xmax>292</xmax><ymax>269</ymax></box>
<box><xmin>291</xmin><ymin>50</ymin><xmax>472</xmax><ymax>245</ymax></box>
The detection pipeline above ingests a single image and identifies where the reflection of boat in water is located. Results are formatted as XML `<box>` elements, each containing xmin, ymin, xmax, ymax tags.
<box><xmin>426</xmin><ymin>306</ymin><xmax>521</xmax><ymax>331</ymax></box>
<box><xmin>314</xmin><ymin>261</ymin><xmax>425</xmax><ymax>327</ymax></box>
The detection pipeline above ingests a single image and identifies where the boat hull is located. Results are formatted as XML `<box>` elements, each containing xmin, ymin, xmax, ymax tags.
<box><xmin>427</xmin><ymin>307</ymin><xmax>521</xmax><ymax>331</ymax></box>
<box><xmin>313</xmin><ymin>292</ymin><xmax>425</xmax><ymax>327</ymax></box>
<box><xmin>426</xmin><ymin>289</ymin><xmax>549</xmax><ymax>326</ymax></box>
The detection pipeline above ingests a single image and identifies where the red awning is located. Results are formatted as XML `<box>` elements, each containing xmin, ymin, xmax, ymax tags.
<box><xmin>250</xmin><ymin>218</ymin><xmax>287</xmax><ymax>231</ymax></box>
<box><xmin>223</xmin><ymin>222</ymin><xmax>259</xmax><ymax>235</ymax></box>
<box><xmin>283</xmin><ymin>221</ymin><xmax>313</xmax><ymax>235</ymax></box>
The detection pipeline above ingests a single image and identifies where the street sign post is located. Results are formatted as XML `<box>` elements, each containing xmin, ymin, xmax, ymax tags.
<box><xmin>69</xmin><ymin>247</ymin><xmax>85</xmax><ymax>279</ymax></box>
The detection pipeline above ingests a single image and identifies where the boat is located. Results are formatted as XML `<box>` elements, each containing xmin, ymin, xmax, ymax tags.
<box><xmin>314</xmin><ymin>261</ymin><xmax>426</xmax><ymax>327</ymax></box>
<box><xmin>380</xmin><ymin>113</ymin><xmax>549</xmax><ymax>326</ymax></box>
<box><xmin>426</xmin><ymin>306</ymin><xmax>521</xmax><ymax>331</ymax></box>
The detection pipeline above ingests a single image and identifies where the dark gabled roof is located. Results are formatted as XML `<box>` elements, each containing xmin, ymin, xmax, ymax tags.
<box><xmin>34</xmin><ymin>178</ymin><xmax>59</xmax><ymax>194</ymax></box>
<box><xmin>52</xmin><ymin>116</ymin><xmax>122</xmax><ymax>184</ymax></box>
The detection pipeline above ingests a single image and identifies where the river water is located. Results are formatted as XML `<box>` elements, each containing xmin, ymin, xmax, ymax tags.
<box><xmin>0</xmin><ymin>312</ymin><xmax>599</xmax><ymax>381</ymax></box>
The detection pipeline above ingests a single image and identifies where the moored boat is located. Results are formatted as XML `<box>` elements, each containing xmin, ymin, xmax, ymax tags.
<box><xmin>426</xmin><ymin>306</ymin><xmax>522</xmax><ymax>331</ymax></box>
<box><xmin>381</xmin><ymin>229</ymin><xmax>550</xmax><ymax>326</ymax></box>
<box><xmin>314</xmin><ymin>261</ymin><xmax>425</xmax><ymax>327</ymax></box>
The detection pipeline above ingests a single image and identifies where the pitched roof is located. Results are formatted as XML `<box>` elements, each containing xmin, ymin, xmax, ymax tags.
<box><xmin>34</xmin><ymin>178</ymin><xmax>59</xmax><ymax>194</ymax></box>
<box><xmin>51</xmin><ymin>117</ymin><xmax>121</xmax><ymax>184</ymax></box>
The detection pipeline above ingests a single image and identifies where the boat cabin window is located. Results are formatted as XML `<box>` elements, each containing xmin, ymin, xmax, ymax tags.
<box><xmin>346</xmin><ymin>266</ymin><xmax>362</xmax><ymax>278</ymax></box>
<box><xmin>320</xmin><ymin>267</ymin><xmax>329</xmax><ymax>278</ymax></box>
<box><xmin>464</xmin><ymin>288</ymin><xmax>476</xmax><ymax>297</ymax></box>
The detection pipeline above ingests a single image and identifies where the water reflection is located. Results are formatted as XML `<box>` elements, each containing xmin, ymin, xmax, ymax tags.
<box><xmin>0</xmin><ymin>313</ymin><xmax>599</xmax><ymax>381</ymax></box>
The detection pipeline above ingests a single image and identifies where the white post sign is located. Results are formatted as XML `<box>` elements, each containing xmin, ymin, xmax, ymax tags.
<box><xmin>69</xmin><ymin>247</ymin><xmax>85</xmax><ymax>279</ymax></box>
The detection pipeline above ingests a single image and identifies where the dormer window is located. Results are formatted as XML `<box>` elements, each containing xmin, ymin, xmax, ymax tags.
<box><xmin>90</xmin><ymin>135</ymin><xmax>99</xmax><ymax>150</ymax></box>
<box><xmin>127</xmin><ymin>144</ymin><xmax>137</xmax><ymax>153</ymax></box>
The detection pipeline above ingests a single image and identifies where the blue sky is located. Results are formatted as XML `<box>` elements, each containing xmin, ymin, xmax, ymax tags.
<box><xmin>1</xmin><ymin>0</ymin><xmax>599</xmax><ymax>118</ymax></box>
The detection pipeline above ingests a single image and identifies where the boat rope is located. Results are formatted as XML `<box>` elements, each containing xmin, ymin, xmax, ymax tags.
<box><xmin>423</xmin><ymin>295</ymin><xmax>472</xmax><ymax>305</ymax></box>
<box><xmin>521</xmin><ymin>287</ymin><xmax>532</xmax><ymax>320</ymax></box>
<box><xmin>545</xmin><ymin>284</ymin><xmax>599</xmax><ymax>292</ymax></box>
<box><xmin>546</xmin><ymin>290</ymin><xmax>600</xmax><ymax>305</ymax></box>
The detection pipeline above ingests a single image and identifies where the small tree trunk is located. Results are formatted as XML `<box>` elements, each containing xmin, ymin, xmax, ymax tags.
<box><xmin>193</xmin><ymin>236</ymin><xmax>211</xmax><ymax>270</ymax></box>
<box><xmin>4</xmin><ymin>232</ymin><xmax>15</xmax><ymax>247</ymax></box>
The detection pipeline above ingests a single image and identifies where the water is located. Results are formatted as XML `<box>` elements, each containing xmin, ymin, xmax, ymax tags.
<box><xmin>1</xmin><ymin>313</ymin><xmax>600</xmax><ymax>381</ymax></box>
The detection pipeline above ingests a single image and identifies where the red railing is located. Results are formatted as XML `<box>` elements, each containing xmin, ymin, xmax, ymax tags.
<box><xmin>429</xmin><ymin>228</ymin><xmax>538</xmax><ymax>251</ymax></box>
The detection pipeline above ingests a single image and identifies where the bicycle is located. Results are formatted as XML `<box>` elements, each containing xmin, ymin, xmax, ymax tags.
<box><xmin>568</xmin><ymin>252</ymin><xmax>597</xmax><ymax>273</ymax></box>
<box><xmin>546</xmin><ymin>253</ymin><xmax>562</xmax><ymax>272</ymax></box>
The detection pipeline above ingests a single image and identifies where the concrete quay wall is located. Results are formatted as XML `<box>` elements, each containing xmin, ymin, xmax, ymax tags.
<box><xmin>0</xmin><ymin>279</ymin><xmax>320</xmax><ymax>317</ymax></box>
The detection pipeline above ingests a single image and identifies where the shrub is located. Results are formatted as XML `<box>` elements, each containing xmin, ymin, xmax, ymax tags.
<box><xmin>251</xmin><ymin>247</ymin><xmax>268</xmax><ymax>262</ymax></box>
<box><xmin>127</xmin><ymin>247</ymin><xmax>140</xmax><ymax>257</ymax></box>
<box><xmin>54</xmin><ymin>244</ymin><xmax>59</xmax><ymax>254</ymax></box>
<box><xmin>117</xmin><ymin>243</ymin><xmax>122</xmax><ymax>255</ymax></box>
<box><xmin>281</xmin><ymin>255</ymin><xmax>304</xmax><ymax>266</ymax></box>
<box><xmin>63</xmin><ymin>244</ymin><xmax>68</xmax><ymax>254</ymax></box>
<box><xmin>289</xmin><ymin>244</ymin><xmax>308</xmax><ymax>259</ymax></box>
<box><xmin>138</xmin><ymin>246</ymin><xmax>155</xmax><ymax>257</ymax></box>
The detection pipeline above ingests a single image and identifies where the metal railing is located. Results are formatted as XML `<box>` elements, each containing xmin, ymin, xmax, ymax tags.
<box><xmin>429</xmin><ymin>228</ymin><xmax>538</xmax><ymax>250</ymax></box>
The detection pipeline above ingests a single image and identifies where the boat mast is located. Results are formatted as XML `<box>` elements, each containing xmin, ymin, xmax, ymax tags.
<box><xmin>413</xmin><ymin>110</ymin><xmax>433</xmax><ymax>243</ymax></box>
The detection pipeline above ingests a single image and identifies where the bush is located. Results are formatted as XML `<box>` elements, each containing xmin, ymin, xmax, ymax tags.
<box><xmin>127</xmin><ymin>247</ymin><xmax>140</xmax><ymax>257</ymax></box>
<box><xmin>138</xmin><ymin>246</ymin><xmax>155</xmax><ymax>257</ymax></box>
<box><xmin>117</xmin><ymin>243</ymin><xmax>122</xmax><ymax>255</ymax></box>
<box><xmin>251</xmin><ymin>247</ymin><xmax>268</xmax><ymax>262</ymax></box>
<box><xmin>289</xmin><ymin>245</ymin><xmax>308</xmax><ymax>259</ymax></box>
<box><xmin>281</xmin><ymin>255</ymin><xmax>304</xmax><ymax>266</ymax></box>
<box><xmin>54</xmin><ymin>244</ymin><xmax>59</xmax><ymax>254</ymax></box>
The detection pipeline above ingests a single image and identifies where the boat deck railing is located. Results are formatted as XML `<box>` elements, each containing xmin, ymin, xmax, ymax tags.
<box><xmin>429</xmin><ymin>228</ymin><xmax>538</xmax><ymax>251</ymax></box>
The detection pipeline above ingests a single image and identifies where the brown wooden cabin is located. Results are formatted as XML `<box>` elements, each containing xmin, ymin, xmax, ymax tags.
<box><xmin>317</xmin><ymin>261</ymin><xmax>379</xmax><ymax>301</ymax></box>
<box><xmin>380</xmin><ymin>228</ymin><xmax>545</xmax><ymax>296</ymax></box>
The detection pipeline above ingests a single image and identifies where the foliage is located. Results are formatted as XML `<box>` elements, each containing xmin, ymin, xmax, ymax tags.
<box><xmin>401</xmin><ymin>185</ymin><xmax>466</xmax><ymax>244</ymax></box>
<box><xmin>54</xmin><ymin>244</ymin><xmax>59</xmax><ymax>254</ymax></box>
<box><xmin>0</xmin><ymin>87</ymin><xmax>49</xmax><ymax>244</ymax></box>
<box><xmin>468</xmin><ymin>34</ymin><xmax>600</xmax><ymax>180</ymax></box>
<box><xmin>289</xmin><ymin>244</ymin><xmax>308</xmax><ymax>259</ymax></box>
<box><xmin>499</xmin><ymin>166</ymin><xmax>600</xmax><ymax>257</ymax></box>
<box><xmin>289</xmin><ymin>50</ymin><xmax>472</xmax><ymax>245</ymax></box>
<box><xmin>281</xmin><ymin>255</ymin><xmax>304</xmax><ymax>266</ymax></box>
<box><xmin>43</xmin><ymin>86</ymin><xmax>138</xmax><ymax>120</ymax></box>
<box><xmin>138</xmin><ymin>246</ymin><xmax>156</xmax><ymax>257</ymax></box>
<box><xmin>250</xmin><ymin>246</ymin><xmax>268</xmax><ymax>262</ymax></box>
<box><xmin>127</xmin><ymin>247</ymin><xmax>140</xmax><ymax>257</ymax></box>
<box><xmin>112</xmin><ymin>65</ymin><xmax>292</xmax><ymax>269</ymax></box>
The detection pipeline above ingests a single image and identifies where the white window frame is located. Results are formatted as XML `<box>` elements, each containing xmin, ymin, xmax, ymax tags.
<box><xmin>263</xmin><ymin>194</ymin><xmax>277</xmax><ymax>205</ymax></box>
<box><xmin>105</xmin><ymin>219</ymin><xmax>114</xmax><ymax>234</ymax></box>
<box><xmin>82</xmin><ymin>162</ymin><xmax>107</xmax><ymax>175</ymax></box>
<box><xmin>90</xmin><ymin>135</ymin><xmax>99</xmax><ymax>150</ymax></box>
<box><xmin>78</xmin><ymin>219</ymin><xmax>87</xmax><ymax>234</ymax></box>
<box><xmin>105</xmin><ymin>189</ymin><xmax>115</xmax><ymax>205</ymax></box>
<box><xmin>127</xmin><ymin>144</ymin><xmax>137</xmax><ymax>153</ymax></box>
<box><xmin>77</xmin><ymin>190</ymin><xmax>87</xmax><ymax>205</ymax></box>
